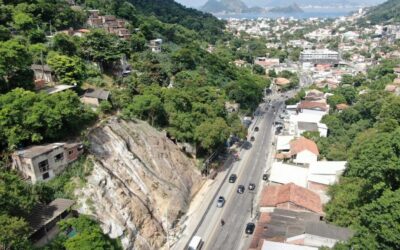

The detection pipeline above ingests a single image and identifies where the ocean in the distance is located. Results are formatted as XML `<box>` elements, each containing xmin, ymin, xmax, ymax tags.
<box><xmin>214</xmin><ymin>7</ymin><xmax>359</xmax><ymax>19</ymax></box>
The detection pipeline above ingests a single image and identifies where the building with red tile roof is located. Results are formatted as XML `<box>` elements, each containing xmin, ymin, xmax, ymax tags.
<box><xmin>290</xmin><ymin>137</ymin><xmax>319</xmax><ymax>156</ymax></box>
<box><xmin>298</xmin><ymin>101</ymin><xmax>329</xmax><ymax>112</ymax></box>
<box><xmin>275</xmin><ymin>77</ymin><xmax>291</xmax><ymax>86</ymax></box>
<box><xmin>260</xmin><ymin>183</ymin><xmax>323</xmax><ymax>214</ymax></box>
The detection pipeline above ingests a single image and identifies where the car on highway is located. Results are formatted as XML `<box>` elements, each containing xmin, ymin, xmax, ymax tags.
<box><xmin>250</xmin><ymin>136</ymin><xmax>255</xmax><ymax>141</ymax></box>
<box><xmin>188</xmin><ymin>235</ymin><xmax>203</xmax><ymax>250</ymax></box>
<box><xmin>217</xmin><ymin>196</ymin><xmax>225</xmax><ymax>208</ymax></box>
<box><xmin>229</xmin><ymin>174</ymin><xmax>237</xmax><ymax>183</ymax></box>
<box><xmin>237</xmin><ymin>185</ymin><xmax>245</xmax><ymax>194</ymax></box>
<box><xmin>245</xmin><ymin>223</ymin><xmax>255</xmax><ymax>234</ymax></box>
<box><xmin>248</xmin><ymin>183</ymin><xmax>256</xmax><ymax>190</ymax></box>
<box><xmin>254</xmin><ymin>126</ymin><xmax>259</xmax><ymax>132</ymax></box>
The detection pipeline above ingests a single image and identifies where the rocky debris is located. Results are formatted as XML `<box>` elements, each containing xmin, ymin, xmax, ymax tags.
<box><xmin>75</xmin><ymin>118</ymin><xmax>203</xmax><ymax>249</ymax></box>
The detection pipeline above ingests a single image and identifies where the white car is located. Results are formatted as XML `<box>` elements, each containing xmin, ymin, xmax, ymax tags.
<box><xmin>217</xmin><ymin>196</ymin><xmax>225</xmax><ymax>207</ymax></box>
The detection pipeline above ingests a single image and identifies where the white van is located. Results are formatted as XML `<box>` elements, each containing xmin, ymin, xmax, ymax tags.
<box><xmin>188</xmin><ymin>235</ymin><xmax>203</xmax><ymax>250</ymax></box>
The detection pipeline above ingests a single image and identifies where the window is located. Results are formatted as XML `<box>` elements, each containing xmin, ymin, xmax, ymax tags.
<box><xmin>42</xmin><ymin>172</ymin><xmax>50</xmax><ymax>180</ymax></box>
<box><xmin>54</xmin><ymin>153</ymin><xmax>64</xmax><ymax>162</ymax></box>
<box><xmin>68</xmin><ymin>150</ymin><xmax>73</xmax><ymax>155</ymax></box>
<box><xmin>38</xmin><ymin>160</ymin><xmax>49</xmax><ymax>172</ymax></box>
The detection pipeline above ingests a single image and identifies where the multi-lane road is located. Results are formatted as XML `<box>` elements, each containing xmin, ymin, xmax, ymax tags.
<box><xmin>192</xmin><ymin>97</ymin><xmax>284</xmax><ymax>250</ymax></box>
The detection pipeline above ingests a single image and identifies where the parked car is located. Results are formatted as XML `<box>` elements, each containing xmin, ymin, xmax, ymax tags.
<box><xmin>248</xmin><ymin>183</ymin><xmax>256</xmax><ymax>191</ymax></box>
<box><xmin>237</xmin><ymin>185</ymin><xmax>245</xmax><ymax>194</ymax></box>
<box><xmin>254</xmin><ymin>126</ymin><xmax>259</xmax><ymax>132</ymax></box>
<box><xmin>229</xmin><ymin>174</ymin><xmax>237</xmax><ymax>183</ymax></box>
<box><xmin>217</xmin><ymin>196</ymin><xmax>225</xmax><ymax>208</ymax></box>
<box><xmin>250</xmin><ymin>136</ymin><xmax>255</xmax><ymax>142</ymax></box>
<box><xmin>263</xmin><ymin>174</ymin><xmax>269</xmax><ymax>181</ymax></box>
<box><xmin>245</xmin><ymin>223</ymin><xmax>255</xmax><ymax>234</ymax></box>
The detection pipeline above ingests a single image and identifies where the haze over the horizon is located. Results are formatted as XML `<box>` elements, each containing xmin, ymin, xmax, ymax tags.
<box><xmin>176</xmin><ymin>0</ymin><xmax>385</xmax><ymax>8</ymax></box>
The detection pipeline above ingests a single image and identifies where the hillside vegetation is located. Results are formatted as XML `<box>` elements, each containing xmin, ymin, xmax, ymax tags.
<box><xmin>0</xmin><ymin>0</ymin><xmax>270</xmax><ymax>249</ymax></box>
<box><xmin>365</xmin><ymin>0</ymin><xmax>400</xmax><ymax>24</ymax></box>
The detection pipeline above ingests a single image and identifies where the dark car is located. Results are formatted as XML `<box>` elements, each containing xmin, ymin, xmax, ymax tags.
<box><xmin>250</xmin><ymin>136</ymin><xmax>255</xmax><ymax>142</ymax></box>
<box><xmin>237</xmin><ymin>185</ymin><xmax>245</xmax><ymax>194</ymax></box>
<box><xmin>248</xmin><ymin>183</ymin><xmax>256</xmax><ymax>191</ymax></box>
<box><xmin>229</xmin><ymin>174</ymin><xmax>237</xmax><ymax>183</ymax></box>
<box><xmin>262</xmin><ymin>174</ymin><xmax>269</xmax><ymax>181</ymax></box>
<box><xmin>245</xmin><ymin>223</ymin><xmax>255</xmax><ymax>234</ymax></box>
<box><xmin>254</xmin><ymin>126</ymin><xmax>259</xmax><ymax>132</ymax></box>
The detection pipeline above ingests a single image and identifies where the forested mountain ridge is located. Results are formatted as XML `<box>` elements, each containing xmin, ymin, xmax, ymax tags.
<box><xmin>365</xmin><ymin>0</ymin><xmax>400</xmax><ymax>24</ymax></box>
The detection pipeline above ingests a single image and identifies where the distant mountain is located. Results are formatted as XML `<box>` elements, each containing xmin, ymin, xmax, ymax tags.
<box><xmin>242</xmin><ymin>0</ymin><xmax>385</xmax><ymax>7</ymax></box>
<box><xmin>200</xmin><ymin>0</ymin><xmax>265</xmax><ymax>13</ymax></box>
<box><xmin>269</xmin><ymin>3</ymin><xmax>304</xmax><ymax>13</ymax></box>
<box><xmin>365</xmin><ymin>0</ymin><xmax>400</xmax><ymax>24</ymax></box>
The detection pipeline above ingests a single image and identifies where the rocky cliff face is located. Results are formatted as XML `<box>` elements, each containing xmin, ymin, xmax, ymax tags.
<box><xmin>75</xmin><ymin>118</ymin><xmax>202</xmax><ymax>249</ymax></box>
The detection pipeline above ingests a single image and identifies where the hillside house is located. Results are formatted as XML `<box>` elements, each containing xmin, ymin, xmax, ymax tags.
<box><xmin>12</xmin><ymin>142</ymin><xmax>83</xmax><ymax>183</ymax></box>
<box><xmin>31</xmin><ymin>64</ymin><xmax>57</xmax><ymax>88</ymax></box>
<box><xmin>149</xmin><ymin>39</ymin><xmax>163</xmax><ymax>53</ymax></box>
<box><xmin>254</xmin><ymin>57</ymin><xmax>280</xmax><ymax>69</ymax></box>
<box><xmin>86</xmin><ymin>10</ymin><xmax>130</xmax><ymax>39</ymax></box>
<box><xmin>28</xmin><ymin>198</ymin><xmax>75</xmax><ymax>247</ymax></box>
<box><xmin>80</xmin><ymin>88</ymin><xmax>110</xmax><ymax>107</ymax></box>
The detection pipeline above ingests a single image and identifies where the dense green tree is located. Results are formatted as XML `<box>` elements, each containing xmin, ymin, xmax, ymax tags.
<box><xmin>195</xmin><ymin>118</ymin><xmax>230</xmax><ymax>152</ymax></box>
<box><xmin>59</xmin><ymin>216</ymin><xmax>121</xmax><ymax>250</ymax></box>
<box><xmin>0</xmin><ymin>89</ymin><xmax>95</xmax><ymax>150</ymax></box>
<box><xmin>253</xmin><ymin>64</ymin><xmax>265</xmax><ymax>75</ymax></box>
<box><xmin>52</xmin><ymin>33</ymin><xmax>78</xmax><ymax>56</ymax></box>
<box><xmin>47</xmin><ymin>53</ymin><xmax>86</xmax><ymax>86</ymax></box>
<box><xmin>0</xmin><ymin>39</ymin><xmax>33</xmax><ymax>92</ymax></box>
<box><xmin>355</xmin><ymin>189</ymin><xmax>400</xmax><ymax>249</ymax></box>
<box><xmin>130</xmin><ymin>32</ymin><xmax>146</xmax><ymax>52</ymax></box>
<box><xmin>123</xmin><ymin>94</ymin><xmax>165</xmax><ymax>126</ymax></box>
<box><xmin>325</xmin><ymin>177</ymin><xmax>368</xmax><ymax>227</ymax></box>
<box><xmin>28</xmin><ymin>29</ymin><xmax>46</xmax><ymax>44</ymax></box>
<box><xmin>0</xmin><ymin>215</ymin><xmax>30</xmax><ymax>250</ymax></box>
<box><xmin>81</xmin><ymin>30</ymin><xmax>129</xmax><ymax>70</ymax></box>
<box><xmin>12</xmin><ymin>11</ymin><xmax>34</xmax><ymax>31</ymax></box>
<box><xmin>0</xmin><ymin>25</ymin><xmax>11</xmax><ymax>41</ymax></box>
<box><xmin>0</xmin><ymin>171</ymin><xmax>38</xmax><ymax>216</ymax></box>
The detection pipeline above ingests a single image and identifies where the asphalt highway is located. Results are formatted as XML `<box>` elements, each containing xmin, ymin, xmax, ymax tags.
<box><xmin>193</xmin><ymin>98</ymin><xmax>283</xmax><ymax>250</ymax></box>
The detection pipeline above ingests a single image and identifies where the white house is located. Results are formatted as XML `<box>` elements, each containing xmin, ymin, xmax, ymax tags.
<box><xmin>307</xmin><ymin>161</ymin><xmax>347</xmax><ymax>192</ymax></box>
<box><xmin>290</xmin><ymin>137</ymin><xmax>319</xmax><ymax>165</ymax></box>
<box><xmin>276</xmin><ymin>135</ymin><xmax>294</xmax><ymax>152</ymax></box>
<box><xmin>269</xmin><ymin>162</ymin><xmax>309</xmax><ymax>187</ymax></box>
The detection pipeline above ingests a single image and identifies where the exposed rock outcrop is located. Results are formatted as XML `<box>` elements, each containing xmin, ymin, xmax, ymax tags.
<box><xmin>75</xmin><ymin>118</ymin><xmax>202</xmax><ymax>249</ymax></box>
